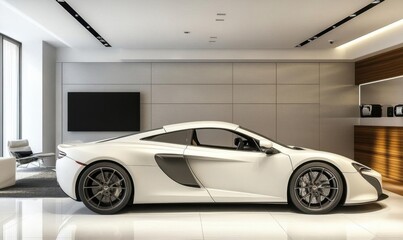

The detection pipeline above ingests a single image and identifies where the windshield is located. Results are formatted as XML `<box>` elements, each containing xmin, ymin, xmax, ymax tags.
<box><xmin>239</xmin><ymin>126</ymin><xmax>294</xmax><ymax>149</ymax></box>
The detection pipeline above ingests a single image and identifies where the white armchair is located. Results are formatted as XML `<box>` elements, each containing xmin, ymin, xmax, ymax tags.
<box><xmin>8</xmin><ymin>139</ymin><xmax>55</xmax><ymax>167</ymax></box>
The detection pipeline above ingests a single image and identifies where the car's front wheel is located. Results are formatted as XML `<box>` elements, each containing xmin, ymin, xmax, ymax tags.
<box><xmin>78</xmin><ymin>162</ymin><xmax>133</xmax><ymax>214</ymax></box>
<box><xmin>289</xmin><ymin>162</ymin><xmax>344</xmax><ymax>214</ymax></box>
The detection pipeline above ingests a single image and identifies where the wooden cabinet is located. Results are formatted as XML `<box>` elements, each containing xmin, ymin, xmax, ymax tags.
<box><xmin>354</xmin><ymin>125</ymin><xmax>403</xmax><ymax>182</ymax></box>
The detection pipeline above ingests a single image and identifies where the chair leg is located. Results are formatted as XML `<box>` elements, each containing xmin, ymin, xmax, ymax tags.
<box><xmin>39</xmin><ymin>159</ymin><xmax>44</xmax><ymax>168</ymax></box>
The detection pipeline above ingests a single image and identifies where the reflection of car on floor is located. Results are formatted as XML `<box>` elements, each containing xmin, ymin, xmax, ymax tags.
<box><xmin>56</xmin><ymin>121</ymin><xmax>383</xmax><ymax>214</ymax></box>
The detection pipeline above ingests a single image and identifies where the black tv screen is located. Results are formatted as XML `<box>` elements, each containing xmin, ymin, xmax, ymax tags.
<box><xmin>68</xmin><ymin>92</ymin><xmax>140</xmax><ymax>131</ymax></box>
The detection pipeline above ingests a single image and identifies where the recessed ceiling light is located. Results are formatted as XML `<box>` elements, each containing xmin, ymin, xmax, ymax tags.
<box><xmin>295</xmin><ymin>0</ymin><xmax>384</xmax><ymax>48</ymax></box>
<box><xmin>184</xmin><ymin>31</ymin><xmax>190</xmax><ymax>34</ymax></box>
<box><xmin>216</xmin><ymin>19</ymin><xmax>225</xmax><ymax>21</ymax></box>
<box><xmin>217</xmin><ymin>13</ymin><xmax>226</xmax><ymax>16</ymax></box>
<box><xmin>56</xmin><ymin>0</ymin><xmax>111</xmax><ymax>47</ymax></box>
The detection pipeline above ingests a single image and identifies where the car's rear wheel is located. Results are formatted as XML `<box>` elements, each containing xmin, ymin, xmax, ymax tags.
<box><xmin>78</xmin><ymin>162</ymin><xmax>133</xmax><ymax>214</ymax></box>
<box><xmin>289</xmin><ymin>162</ymin><xmax>343</xmax><ymax>214</ymax></box>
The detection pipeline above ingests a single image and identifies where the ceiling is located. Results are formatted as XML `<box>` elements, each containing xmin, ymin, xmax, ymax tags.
<box><xmin>1</xmin><ymin>0</ymin><xmax>403</xmax><ymax>49</ymax></box>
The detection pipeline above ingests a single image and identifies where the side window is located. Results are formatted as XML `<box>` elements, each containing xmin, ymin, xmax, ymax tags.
<box><xmin>143</xmin><ymin>130</ymin><xmax>191</xmax><ymax>145</ymax></box>
<box><xmin>192</xmin><ymin>128</ymin><xmax>259</xmax><ymax>151</ymax></box>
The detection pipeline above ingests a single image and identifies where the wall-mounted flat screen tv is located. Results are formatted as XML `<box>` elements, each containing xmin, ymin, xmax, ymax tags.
<box><xmin>68</xmin><ymin>92</ymin><xmax>140</xmax><ymax>131</ymax></box>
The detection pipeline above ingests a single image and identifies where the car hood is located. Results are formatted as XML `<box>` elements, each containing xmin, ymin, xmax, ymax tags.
<box><xmin>281</xmin><ymin>146</ymin><xmax>360</xmax><ymax>173</ymax></box>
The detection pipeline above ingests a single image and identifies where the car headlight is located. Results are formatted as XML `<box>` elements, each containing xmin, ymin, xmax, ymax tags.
<box><xmin>352</xmin><ymin>162</ymin><xmax>371</xmax><ymax>173</ymax></box>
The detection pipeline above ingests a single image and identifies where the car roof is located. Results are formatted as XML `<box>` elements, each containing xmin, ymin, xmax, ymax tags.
<box><xmin>163</xmin><ymin>121</ymin><xmax>239</xmax><ymax>133</ymax></box>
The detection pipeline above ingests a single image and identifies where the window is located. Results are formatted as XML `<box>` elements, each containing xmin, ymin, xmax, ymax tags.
<box><xmin>192</xmin><ymin>128</ymin><xmax>259</xmax><ymax>151</ymax></box>
<box><xmin>0</xmin><ymin>34</ymin><xmax>21</xmax><ymax>156</ymax></box>
<box><xmin>143</xmin><ymin>130</ymin><xmax>192</xmax><ymax>145</ymax></box>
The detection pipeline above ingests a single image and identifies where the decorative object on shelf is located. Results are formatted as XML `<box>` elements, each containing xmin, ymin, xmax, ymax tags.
<box><xmin>387</xmin><ymin>106</ymin><xmax>394</xmax><ymax>117</ymax></box>
<box><xmin>394</xmin><ymin>105</ymin><xmax>403</xmax><ymax>117</ymax></box>
<box><xmin>360</xmin><ymin>104</ymin><xmax>382</xmax><ymax>117</ymax></box>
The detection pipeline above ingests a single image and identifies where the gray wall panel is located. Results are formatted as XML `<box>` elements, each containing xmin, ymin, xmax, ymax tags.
<box><xmin>277</xmin><ymin>63</ymin><xmax>319</xmax><ymax>84</ymax></box>
<box><xmin>58</xmin><ymin>62</ymin><xmax>355</xmax><ymax>158</ymax></box>
<box><xmin>233</xmin><ymin>104</ymin><xmax>276</xmax><ymax>139</ymax></box>
<box><xmin>277</xmin><ymin>104</ymin><xmax>320</xmax><ymax>149</ymax></box>
<box><xmin>152</xmin><ymin>63</ymin><xmax>232</xmax><ymax>84</ymax></box>
<box><xmin>233</xmin><ymin>63</ymin><xmax>276</xmax><ymax>84</ymax></box>
<box><xmin>233</xmin><ymin>85</ymin><xmax>276</xmax><ymax>104</ymax></box>
<box><xmin>63</xmin><ymin>63</ymin><xmax>151</xmax><ymax>84</ymax></box>
<box><xmin>152</xmin><ymin>85</ymin><xmax>232</xmax><ymax>103</ymax></box>
<box><xmin>320</xmin><ymin>63</ymin><xmax>357</xmax><ymax>158</ymax></box>
<box><xmin>42</xmin><ymin>42</ymin><xmax>57</xmax><ymax>166</ymax></box>
<box><xmin>277</xmin><ymin>85</ymin><xmax>319</xmax><ymax>104</ymax></box>
<box><xmin>320</xmin><ymin>62</ymin><xmax>355</xmax><ymax>85</ymax></box>
<box><xmin>152</xmin><ymin>104</ymin><xmax>232</xmax><ymax>128</ymax></box>
<box><xmin>55</xmin><ymin>63</ymin><xmax>62</xmax><ymax>151</ymax></box>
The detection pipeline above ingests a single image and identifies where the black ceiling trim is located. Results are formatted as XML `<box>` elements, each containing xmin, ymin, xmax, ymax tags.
<box><xmin>55</xmin><ymin>0</ymin><xmax>111</xmax><ymax>47</ymax></box>
<box><xmin>295</xmin><ymin>0</ymin><xmax>385</xmax><ymax>48</ymax></box>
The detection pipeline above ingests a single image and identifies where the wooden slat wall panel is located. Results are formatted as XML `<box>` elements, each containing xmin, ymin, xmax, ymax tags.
<box><xmin>354</xmin><ymin>126</ymin><xmax>403</xmax><ymax>182</ymax></box>
<box><xmin>355</xmin><ymin>47</ymin><xmax>403</xmax><ymax>85</ymax></box>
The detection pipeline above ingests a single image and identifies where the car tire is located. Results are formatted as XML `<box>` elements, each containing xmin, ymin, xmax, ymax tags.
<box><xmin>78</xmin><ymin>162</ymin><xmax>133</xmax><ymax>214</ymax></box>
<box><xmin>289</xmin><ymin>162</ymin><xmax>344</xmax><ymax>214</ymax></box>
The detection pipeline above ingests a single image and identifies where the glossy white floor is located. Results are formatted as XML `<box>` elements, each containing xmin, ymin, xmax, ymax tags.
<box><xmin>0</xmin><ymin>191</ymin><xmax>402</xmax><ymax>240</ymax></box>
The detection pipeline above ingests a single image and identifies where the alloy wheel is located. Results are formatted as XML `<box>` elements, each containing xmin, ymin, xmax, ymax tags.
<box><xmin>289</xmin><ymin>162</ymin><xmax>343</xmax><ymax>214</ymax></box>
<box><xmin>79</xmin><ymin>162</ymin><xmax>132</xmax><ymax>214</ymax></box>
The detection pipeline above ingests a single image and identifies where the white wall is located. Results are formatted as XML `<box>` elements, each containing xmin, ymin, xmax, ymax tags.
<box><xmin>57</xmin><ymin>62</ymin><xmax>357</xmax><ymax>158</ymax></box>
<box><xmin>42</xmin><ymin>42</ymin><xmax>56</xmax><ymax>165</ymax></box>
<box><xmin>21</xmin><ymin>41</ymin><xmax>43</xmax><ymax>154</ymax></box>
<box><xmin>20</xmin><ymin>41</ymin><xmax>56</xmax><ymax>166</ymax></box>
<box><xmin>1</xmin><ymin>1</ymin><xmax>59</xmax><ymax>164</ymax></box>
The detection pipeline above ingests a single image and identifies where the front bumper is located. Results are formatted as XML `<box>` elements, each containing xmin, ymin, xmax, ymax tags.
<box><xmin>56</xmin><ymin>156</ymin><xmax>85</xmax><ymax>200</ymax></box>
<box><xmin>344</xmin><ymin>169</ymin><xmax>383</xmax><ymax>205</ymax></box>
<box><xmin>361</xmin><ymin>169</ymin><xmax>383</xmax><ymax>198</ymax></box>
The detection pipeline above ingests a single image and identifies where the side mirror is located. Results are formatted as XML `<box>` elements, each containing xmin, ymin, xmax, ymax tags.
<box><xmin>259</xmin><ymin>139</ymin><xmax>273</xmax><ymax>149</ymax></box>
<box><xmin>265</xmin><ymin>148</ymin><xmax>278</xmax><ymax>155</ymax></box>
<box><xmin>260</xmin><ymin>140</ymin><xmax>279</xmax><ymax>155</ymax></box>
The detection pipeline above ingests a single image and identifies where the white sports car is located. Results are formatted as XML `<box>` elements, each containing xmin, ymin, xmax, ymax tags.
<box><xmin>56</xmin><ymin>121</ymin><xmax>382</xmax><ymax>214</ymax></box>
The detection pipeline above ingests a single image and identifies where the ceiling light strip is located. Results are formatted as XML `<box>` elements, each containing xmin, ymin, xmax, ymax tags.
<box><xmin>337</xmin><ymin>18</ymin><xmax>403</xmax><ymax>49</ymax></box>
<box><xmin>295</xmin><ymin>0</ymin><xmax>385</xmax><ymax>47</ymax></box>
<box><xmin>55</xmin><ymin>0</ymin><xmax>111</xmax><ymax>47</ymax></box>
